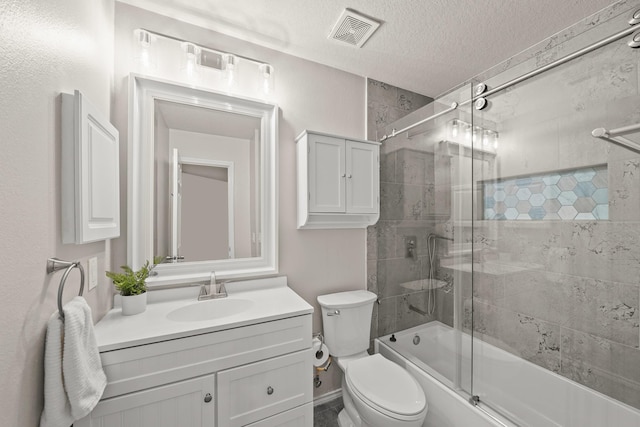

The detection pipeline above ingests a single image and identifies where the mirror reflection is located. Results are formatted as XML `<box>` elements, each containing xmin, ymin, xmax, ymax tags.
<box><xmin>153</xmin><ymin>100</ymin><xmax>262</xmax><ymax>263</ymax></box>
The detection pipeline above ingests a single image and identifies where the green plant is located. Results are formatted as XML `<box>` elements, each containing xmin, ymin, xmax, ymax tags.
<box><xmin>106</xmin><ymin>260</ymin><xmax>154</xmax><ymax>296</ymax></box>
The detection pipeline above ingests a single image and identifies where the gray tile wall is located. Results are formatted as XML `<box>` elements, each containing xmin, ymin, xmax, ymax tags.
<box><xmin>366</xmin><ymin>78</ymin><xmax>434</xmax><ymax>346</ymax></box>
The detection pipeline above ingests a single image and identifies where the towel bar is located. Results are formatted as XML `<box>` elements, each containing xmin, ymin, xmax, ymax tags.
<box><xmin>47</xmin><ymin>258</ymin><xmax>85</xmax><ymax>321</ymax></box>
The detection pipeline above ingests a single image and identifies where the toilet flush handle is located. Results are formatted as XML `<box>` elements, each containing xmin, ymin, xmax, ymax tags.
<box><xmin>327</xmin><ymin>309</ymin><xmax>340</xmax><ymax>316</ymax></box>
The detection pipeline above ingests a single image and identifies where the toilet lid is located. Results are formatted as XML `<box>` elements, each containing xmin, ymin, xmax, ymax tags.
<box><xmin>346</xmin><ymin>354</ymin><xmax>426</xmax><ymax>417</ymax></box>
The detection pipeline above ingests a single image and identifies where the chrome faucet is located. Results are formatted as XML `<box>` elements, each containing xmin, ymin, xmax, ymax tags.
<box><xmin>198</xmin><ymin>272</ymin><xmax>228</xmax><ymax>300</ymax></box>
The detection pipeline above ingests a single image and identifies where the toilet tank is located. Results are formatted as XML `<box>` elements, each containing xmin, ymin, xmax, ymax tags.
<box><xmin>317</xmin><ymin>290</ymin><xmax>377</xmax><ymax>357</ymax></box>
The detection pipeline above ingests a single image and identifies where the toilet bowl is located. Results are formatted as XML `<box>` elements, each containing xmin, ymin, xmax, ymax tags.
<box><xmin>340</xmin><ymin>354</ymin><xmax>427</xmax><ymax>427</ymax></box>
<box><xmin>317</xmin><ymin>290</ymin><xmax>428</xmax><ymax>427</ymax></box>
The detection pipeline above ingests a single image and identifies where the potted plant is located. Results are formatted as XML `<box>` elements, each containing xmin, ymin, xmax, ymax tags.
<box><xmin>106</xmin><ymin>259</ymin><xmax>156</xmax><ymax>315</ymax></box>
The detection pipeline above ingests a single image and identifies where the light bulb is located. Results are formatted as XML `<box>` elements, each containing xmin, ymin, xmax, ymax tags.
<box><xmin>225</xmin><ymin>54</ymin><xmax>237</xmax><ymax>87</ymax></box>
<box><xmin>483</xmin><ymin>130</ymin><xmax>490</xmax><ymax>148</ymax></box>
<box><xmin>464</xmin><ymin>124</ymin><xmax>471</xmax><ymax>144</ymax></box>
<box><xmin>451</xmin><ymin>119</ymin><xmax>459</xmax><ymax>138</ymax></box>
<box><xmin>133</xmin><ymin>29</ymin><xmax>156</xmax><ymax>71</ymax></box>
<box><xmin>260</xmin><ymin>64</ymin><xmax>273</xmax><ymax>94</ymax></box>
<box><xmin>181</xmin><ymin>42</ymin><xmax>200</xmax><ymax>79</ymax></box>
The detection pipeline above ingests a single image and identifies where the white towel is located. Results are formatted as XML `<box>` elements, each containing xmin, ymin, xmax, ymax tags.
<box><xmin>40</xmin><ymin>297</ymin><xmax>107</xmax><ymax>427</ymax></box>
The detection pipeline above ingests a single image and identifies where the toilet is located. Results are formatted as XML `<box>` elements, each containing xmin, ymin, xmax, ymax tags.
<box><xmin>318</xmin><ymin>290</ymin><xmax>428</xmax><ymax>427</ymax></box>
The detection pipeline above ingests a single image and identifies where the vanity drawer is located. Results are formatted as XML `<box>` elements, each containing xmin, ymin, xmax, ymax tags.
<box><xmin>101</xmin><ymin>314</ymin><xmax>311</xmax><ymax>399</ymax></box>
<box><xmin>217</xmin><ymin>349</ymin><xmax>312</xmax><ymax>427</ymax></box>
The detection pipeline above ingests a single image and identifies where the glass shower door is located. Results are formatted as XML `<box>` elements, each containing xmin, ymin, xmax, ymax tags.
<box><xmin>470</xmin><ymin>25</ymin><xmax>640</xmax><ymax>426</ymax></box>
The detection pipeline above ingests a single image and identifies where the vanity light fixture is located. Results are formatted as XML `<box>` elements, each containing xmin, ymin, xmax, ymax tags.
<box><xmin>133</xmin><ymin>28</ymin><xmax>275</xmax><ymax>94</ymax></box>
<box><xmin>447</xmin><ymin>119</ymin><xmax>499</xmax><ymax>152</ymax></box>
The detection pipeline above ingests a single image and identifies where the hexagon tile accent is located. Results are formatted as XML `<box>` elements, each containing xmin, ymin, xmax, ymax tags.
<box><xmin>483</xmin><ymin>166</ymin><xmax>608</xmax><ymax>220</ymax></box>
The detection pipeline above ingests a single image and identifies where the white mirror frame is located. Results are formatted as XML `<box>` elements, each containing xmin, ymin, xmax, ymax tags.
<box><xmin>128</xmin><ymin>74</ymin><xmax>278</xmax><ymax>286</ymax></box>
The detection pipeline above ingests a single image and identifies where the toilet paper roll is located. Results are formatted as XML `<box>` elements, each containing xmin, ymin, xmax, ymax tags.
<box><xmin>312</xmin><ymin>337</ymin><xmax>330</xmax><ymax>367</ymax></box>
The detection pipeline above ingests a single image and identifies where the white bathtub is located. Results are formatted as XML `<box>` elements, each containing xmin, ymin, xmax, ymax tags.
<box><xmin>376</xmin><ymin>321</ymin><xmax>640</xmax><ymax>427</ymax></box>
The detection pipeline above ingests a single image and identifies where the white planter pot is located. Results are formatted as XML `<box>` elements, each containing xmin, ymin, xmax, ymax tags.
<box><xmin>121</xmin><ymin>292</ymin><xmax>147</xmax><ymax>316</ymax></box>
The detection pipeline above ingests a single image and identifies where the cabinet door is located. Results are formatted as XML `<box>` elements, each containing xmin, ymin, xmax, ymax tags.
<box><xmin>308</xmin><ymin>134</ymin><xmax>346</xmax><ymax>213</ymax></box>
<box><xmin>61</xmin><ymin>90</ymin><xmax>120</xmax><ymax>243</ymax></box>
<box><xmin>346</xmin><ymin>140</ymin><xmax>379</xmax><ymax>214</ymax></box>
<box><xmin>74</xmin><ymin>374</ymin><xmax>215</xmax><ymax>427</ymax></box>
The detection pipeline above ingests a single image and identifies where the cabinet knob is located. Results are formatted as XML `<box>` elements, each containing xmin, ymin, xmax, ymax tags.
<box><xmin>267</xmin><ymin>386</ymin><xmax>274</xmax><ymax>395</ymax></box>
<box><xmin>341</xmin><ymin>173</ymin><xmax>346</xmax><ymax>178</ymax></box>
<box><xmin>204</xmin><ymin>393</ymin><xmax>212</xmax><ymax>403</ymax></box>
<box><xmin>347</xmin><ymin>174</ymin><xmax>352</xmax><ymax>178</ymax></box>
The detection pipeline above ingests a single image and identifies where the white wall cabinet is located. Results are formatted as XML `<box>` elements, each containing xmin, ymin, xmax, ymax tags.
<box><xmin>296</xmin><ymin>130</ymin><xmax>380</xmax><ymax>229</ymax></box>
<box><xmin>61</xmin><ymin>90</ymin><xmax>120</xmax><ymax>244</ymax></box>
<box><xmin>75</xmin><ymin>314</ymin><xmax>312</xmax><ymax>427</ymax></box>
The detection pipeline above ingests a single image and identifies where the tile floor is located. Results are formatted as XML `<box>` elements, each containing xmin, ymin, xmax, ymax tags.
<box><xmin>313</xmin><ymin>396</ymin><xmax>343</xmax><ymax>427</ymax></box>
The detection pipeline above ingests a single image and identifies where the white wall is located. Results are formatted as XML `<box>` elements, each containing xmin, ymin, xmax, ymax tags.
<box><xmin>0</xmin><ymin>0</ymin><xmax>115</xmax><ymax>425</ymax></box>
<box><xmin>113</xmin><ymin>3</ymin><xmax>368</xmax><ymax>396</ymax></box>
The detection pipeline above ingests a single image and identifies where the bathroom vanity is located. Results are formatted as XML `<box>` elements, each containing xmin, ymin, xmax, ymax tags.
<box><xmin>76</xmin><ymin>277</ymin><xmax>314</xmax><ymax>427</ymax></box>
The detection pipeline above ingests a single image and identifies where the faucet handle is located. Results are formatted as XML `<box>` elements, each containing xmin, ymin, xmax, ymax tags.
<box><xmin>198</xmin><ymin>284</ymin><xmax>209</xmax><ymax>298</ymax></box>
<box><xmin>217</xmin><ymin>281</ymin><xmax>228</xmax><ymax>296</ymax></box>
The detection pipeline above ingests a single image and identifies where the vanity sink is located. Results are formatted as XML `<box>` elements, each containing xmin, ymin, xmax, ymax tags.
<box><xmin>167</xmin><ymin>298</ymin><xmax>254</xmax><ymax>322</ymax></box>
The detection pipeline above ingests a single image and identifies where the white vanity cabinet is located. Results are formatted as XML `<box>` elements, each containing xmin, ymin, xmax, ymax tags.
<box><xmin>76</xmin><ymin>311</ymin><xmax>313</xmax><ymax>427</ymax></box>
<box><xmin>296</xmin><ymin>130</ymin><xmax>380</xmax><ymax>229</ymax></box>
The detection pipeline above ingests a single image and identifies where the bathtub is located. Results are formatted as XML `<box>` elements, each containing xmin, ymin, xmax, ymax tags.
<box><xmin>376</xmin><ymin>321</ymin><xmax>640</xmax><ymax>427</ymax></box>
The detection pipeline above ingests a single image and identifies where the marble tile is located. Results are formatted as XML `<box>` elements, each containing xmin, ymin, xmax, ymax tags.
<box><xmin>377</xmin><ymin>258</ymin><xmax>420</xmax><ymax>298</ymax></box>
<box><xmin>366</xmin><ymin>225</ymin><xmax>377</xmax><ymax>261</ymax></box>
<box><xmin>560</xmin><ymin>357</ymin><xmax>640</xmax><ymax>411</ymax></box>
<box><xmin>561</xmin><ymin>327</ymin><xmax>640</xmax><ymax>383</ymax></box>
<box><xmin>397</xmin><ymin>291</ymin><xmax>436</xmax><ymax>331</ymax></box>
<box><xmin>396</xmin><ymin>88</ymin><xmax>432</xmax><ymax>112</ymax></box>
<box><xmin>366</xmin><ymin>259</ymin><xmax>378</xmax><ymax>295</ymax></box>
<box><xmin>502</xmin><ymin>270</ymin><xmax>586</xmax><ymax>326</ymax></box>
<box><xmin>378</xmin><ymin>297</ymin><xmax>397</xmax><ymax>336</ymax></box>
<box><xmin>565</xmin><ymin>278</ymin><xmax>640</xmax><ymax>347</ymax></box>
<box><xmin>379</xmin><ymin>182</ymin><xmax>404</xmax><ymax>220</ymax></box>
<box><xmin>609</xmin><ymin>157</ymin><xmax>640</xmax><ymax>221</ymax></box>
<box><xmin>402</xmin><ymin>184</ymin><xmax>427</xmax><ymax>221</ymax></box>
<box><xmin>380</xmin><ymin>151</ymin><xmax>397</xmax><ymax>184</ymax></box>
<box><xmin>375</xmin><ymin>220</ymin><xmax>397</xmax><ymax>260</ymax></box>
<box><xmin>473</xmin><ymin>301</ymin><xmax>561</xmax><ymax>372</ymax></box>
<box><xmin>367</xmin><ymin>78</ymin><xmax>397</xmax><ymax>105</ymax></box>
<box><xmin>396</xmin><ymin>149</ymin><xmax>434</xmax><ymax>185</ymax></box>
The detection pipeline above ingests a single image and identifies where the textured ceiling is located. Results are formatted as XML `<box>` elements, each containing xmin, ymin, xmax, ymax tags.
<box><xmin>119</xmin><ymin>0</ymin><xmax>616</xmax><ymax>97</ymax></box>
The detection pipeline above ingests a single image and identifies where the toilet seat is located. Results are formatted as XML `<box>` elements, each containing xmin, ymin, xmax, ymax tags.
<box><xmin>345</xmin><ymin>354</ymin><xmax>426</xmax><ymax>421</ymax></box>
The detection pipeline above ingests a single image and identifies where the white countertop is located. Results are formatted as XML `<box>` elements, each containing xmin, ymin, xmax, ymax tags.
<box><xmin>94</xmin><ymin>276</ymin><xmax>313</xmax><ymax>352</ymax></box>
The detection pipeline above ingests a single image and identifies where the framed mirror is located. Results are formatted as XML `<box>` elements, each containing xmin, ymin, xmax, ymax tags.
<box><xmin>129</xmin><ymin>74</ymin><xmax>278</xmax><ymax>286</ymax></box>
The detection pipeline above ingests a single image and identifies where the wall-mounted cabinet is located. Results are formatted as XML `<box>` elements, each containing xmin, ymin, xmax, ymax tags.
<box><xmin>61</xmin><ymin>90</ymin><xmax>120</xmax><ymax>244</ymax></box>
<box><xmin>296</xmin><ymin>130</ymin><xmax>379</xmax><ymax>229</ymax></box>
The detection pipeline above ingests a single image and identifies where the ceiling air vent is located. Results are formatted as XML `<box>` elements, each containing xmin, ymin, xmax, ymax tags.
<box><xmin>329</xmin><ymin>9</ymin><xmax>381</xmax><ymax>48</ymax></box>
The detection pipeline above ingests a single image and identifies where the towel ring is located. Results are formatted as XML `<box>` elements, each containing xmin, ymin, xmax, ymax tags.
<box><xmin>47</xmin><ymin>258</ymin><xmax>85</xmax><ymax>321</ymax></box>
